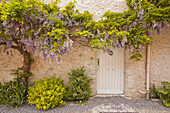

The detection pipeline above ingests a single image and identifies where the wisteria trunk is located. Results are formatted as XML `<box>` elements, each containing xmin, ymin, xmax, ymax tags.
<box><xmin>23</xmin><ymin>52</ymin><xmax>31</xmax><ymax>74</ymax></box>
<box><xmin>22</xmin><ymin>51</ymin><xmax>31</xmax><ymax>85</ymax></box>
<box><xmin>14</xmin><ymin>46</ymin><xmax>32</xmax><ymax>85</ymax></box>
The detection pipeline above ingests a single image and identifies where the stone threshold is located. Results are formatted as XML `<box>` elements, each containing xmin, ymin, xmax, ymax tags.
<box><xmin>94</xmin><ymin>95</ymin><xmax>126</xmax><ymax>97</ymax></box>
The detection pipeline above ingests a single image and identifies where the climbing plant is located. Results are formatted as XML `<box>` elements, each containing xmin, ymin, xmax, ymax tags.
<box><xmin>0</xmin><ymin>0</ymin><xmax>169</xmax><ymax>82</ymax></box>
<box><xmin>74</xmin><ymin>0</ymin><xmax>170</xmax><ymax>60</ymax></box>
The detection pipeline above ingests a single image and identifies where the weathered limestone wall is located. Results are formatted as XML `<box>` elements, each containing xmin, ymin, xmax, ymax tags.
<box><xmin>57</xmin><ymin>0</ymin><xmax>128</xmax><ymax>20</ymax></box>
<box><xmin>30</xmin><ymin>43</ymin><xmax>97</xmax><ymax>96</ymax></box>
<box><xmin>124</xmin><ymin>50</ymin><xmax>146</xmax><ymax>98</ymax></box>
<box><xmin>0</xmin><ymin>46</ymin><xmax>23</xmax><ymax>82</ymax></box>
<box><xmin>124</xmin><ymin>27</ymin><xmax>170</xmax><ymax>98</ymax></box>
<box><xmin>150</xmin><ymin>27</ymin><xmax>170</xmax><ymax>88</ymax></box>
<box><xmin>0</xmin><ymin>44</ymin><xmax>97</xmax><ymax>96</ymax></box>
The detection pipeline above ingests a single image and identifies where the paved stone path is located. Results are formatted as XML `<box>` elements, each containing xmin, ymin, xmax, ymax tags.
<box><xmin>0</xmin><ymin>96</ymin><xmax>170</xmax><ymax>113</ymax></box>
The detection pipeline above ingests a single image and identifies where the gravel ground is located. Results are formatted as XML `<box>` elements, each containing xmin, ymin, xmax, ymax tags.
<box><xmin>0</xmin><ymin>96</ymin><xmax>170</xmax><ymax>113</ymax></box>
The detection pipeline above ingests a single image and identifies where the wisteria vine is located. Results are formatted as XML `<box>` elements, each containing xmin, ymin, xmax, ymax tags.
<box><xmin>0</xmin><ymin>0</ymin><xmax>169</xmax><ymax>69</ymax></box>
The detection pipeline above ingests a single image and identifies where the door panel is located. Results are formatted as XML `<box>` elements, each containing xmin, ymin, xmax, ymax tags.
<box><xmin>97</xmin><ymin>47</ymin><xmax>124</xmax><ymax>94</ymax></box>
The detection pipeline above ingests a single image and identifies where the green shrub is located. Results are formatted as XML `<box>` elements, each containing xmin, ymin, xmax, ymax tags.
<box><xmin>0</xmin><ymin>73</ymin><xmax>27</xmax><ymax>107</ymax></box>
<box><xmin>150</xmin><ymin>83</ymin><xmax>160</xmax><ymax>99</ymax></box>
<box><xmin>66</xmin><ymin>67</ymin><xmax>92</xmax><ymax>103</ymax></box>
<box><xmin>27</xmin><ymin>76</ymin><xmax>66</xmax><ymax>110</ymax></box>
<box><xmin>156</xmin><ymin>81</ymin><xmax>170</xmax><ymax>107</ymax></box>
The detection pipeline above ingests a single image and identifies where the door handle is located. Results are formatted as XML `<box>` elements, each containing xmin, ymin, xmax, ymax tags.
<box><xmin>98</xmin><ymin>58</ymin><xmax>99</xmax><ymax>66</ymax></box>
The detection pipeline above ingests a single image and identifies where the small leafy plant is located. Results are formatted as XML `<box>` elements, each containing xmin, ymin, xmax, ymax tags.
<box><xmin>156</xmin><ymin>81</ymin><xmax>170</xmax><ymax>107</ymax></box>
<box><xmin>0</xmin><ymin>68</ymin><xmax>28</xmax><ymax>107</ymax></box>
<box><xmin>27</xmin><ymin>76</ymin><xmax>66</xmax><ymax>110</ymax></box>
<box><xmin>66</xmin><ymin>67</ymin><xmax>92</xmax><ymax>103</ymax></box>
<box><xmin>150</xmin><ymin>83</ymin><xmax>160</xmax><ymax>99</ymax></box>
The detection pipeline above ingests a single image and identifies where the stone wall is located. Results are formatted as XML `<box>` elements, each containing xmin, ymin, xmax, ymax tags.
<box><xmin>150</xmin><ymin>27</ymin><xmax>170</xmax><ymax>88</ymax></box>
<box><xmin>124</xmin><ymin>27</ymin><xmax>170</xmax><ymax>98</ymax></box>
<box><xmin>30</xmin><ymin>43</ymin><xmax>97</xmax><ymax>96</ymax></box>
<box><xmin>124</xmin><ymin>50</ymin><xmax>146</xmax><ymax>98</ymax></box>
<box><xmin>0</xmin><ymin>43</ymin><xmax>97</xmax><ymax>96</ymax></box>
<box><xmin>57</xmin><ymin>0</ymin><xmax>128</xmax><ymax>20</ymax></box>
<box><xmin>0</xmin><ymin>46</ymin><xmax>23</xmax><ymax>82</ymax></box>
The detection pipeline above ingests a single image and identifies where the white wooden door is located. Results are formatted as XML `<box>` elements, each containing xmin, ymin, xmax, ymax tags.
<box><xmin>97</xmin><ymin>48</ymin><xmax>124</xmax><ymax>94</ymax></box>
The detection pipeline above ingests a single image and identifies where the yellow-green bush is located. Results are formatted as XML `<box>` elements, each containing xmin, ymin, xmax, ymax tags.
<box><xmin>27</xmin><ymin>77</ymin><xmax>66</xmax><ymax>110</ymax></box>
